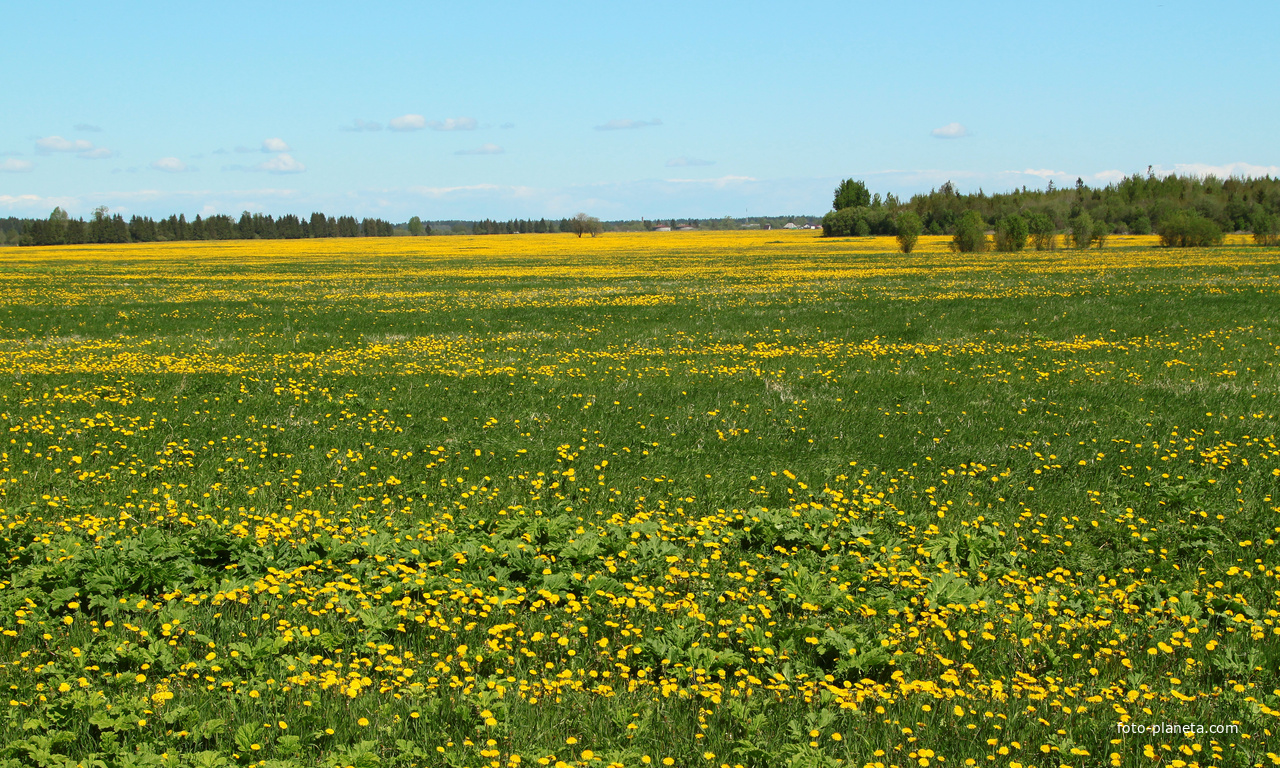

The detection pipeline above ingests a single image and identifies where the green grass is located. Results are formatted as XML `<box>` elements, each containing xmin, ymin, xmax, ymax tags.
<box><xmin>0</xmin><ymin>235</ymin><xmax>1277</xmax><ymax>768</ymax></box>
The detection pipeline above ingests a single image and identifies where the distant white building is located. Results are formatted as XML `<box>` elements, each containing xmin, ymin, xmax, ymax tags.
<box><xmin>653</xmin><ymin>225</ymin><xmax>672</xmax><ymax>232</ymax></box>
<box><xmin>783</xmin><ymin>222</ymin><xmax>798</xmax><ymax>229</ymax></box>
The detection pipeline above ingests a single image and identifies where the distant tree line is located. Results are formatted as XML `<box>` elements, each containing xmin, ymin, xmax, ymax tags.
<box><xmin>824</xmin><ymin>173</ymin><xmax>1280</xmax><ymax>250</ymax></box>
<box><xmin>13</xmin><ymin>208</ymin><xmax>404</xmax><ymax>246</ymax></box>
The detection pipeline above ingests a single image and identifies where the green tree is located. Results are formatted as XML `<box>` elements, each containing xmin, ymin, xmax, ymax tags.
<box><xmin>895</xmin><ymin>211</ymin><xmax>922</xmax><ymax>253</ymax></box>
<box><xmin>1157</xmin><ymin>212</ymin><xmax>1223</xmax><ymax>247</ymax></box>
<box><xmin>1130</xmin><ymin>214</ymin><xmax>1152</xmax><ymax>235</ymax></box>
<box><xmin>1070</xmin><ymin>211</ymin><xmax>1094</xmax><ymax>249</ymax></box>
<box><xmin>1091</xmin><ymin>220</ymin><xmax>1111</xmax><ymax>249</ymax></box>
<box><xmin>833</xmin><ymin>179</ymin><xmax>871</xmax><ymax>211</ymax></box>
<box><xmin>994</xmin><ymin>215</ymin><xmax>1028</xmax><ymax>252</ymax></box>
<box><xmin>1251</xmin><ymin>209</ymin><xmax>1278</xmax><ymax>246</ymax></box>
<box><xmin>570</xmin><ymin>213</ymin><xmax>602</xmax><ymax>238</ymax></box>
<box><xmin>1027</xmin><ymin>213</ymin><xmax>1056</xmax><ymax>250</ymax></box>
<box><xmin>950</xmin><ymin>210</ymin><xmax>987</xmax><ymax>253</ymax></box>
<box><xmin>407</xmin><ymin>216</ymin><xmax>425</xmax><ymax>236</ymax></box>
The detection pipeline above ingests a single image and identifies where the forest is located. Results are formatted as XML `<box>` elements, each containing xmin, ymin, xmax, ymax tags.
<box><xmin>822</xmin><ymin>173</ymin><xmax>1280</xmax><ymax>246</ymax></box>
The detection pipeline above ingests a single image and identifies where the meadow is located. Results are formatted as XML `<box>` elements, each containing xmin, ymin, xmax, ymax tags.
<box><xmin>0</xmin><ymin>231</ymin><xmax>1277</xmax><ymax>768</ymax></box>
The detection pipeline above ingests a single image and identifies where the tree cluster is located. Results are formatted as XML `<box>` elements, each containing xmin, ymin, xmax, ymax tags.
<box><xmin>472</xmin><ymin>218</ymin><xmax>558</xmax><ymax>235</ymax></box>
<box><xmin>823</xmin><ymin>173</ymin><xmax>1280</xmax><ymax>251</ymax></box>
<box><xmin>15</xmin><ymin>209</ymin><xmax>401</xmax><ymax>246</ymax></box>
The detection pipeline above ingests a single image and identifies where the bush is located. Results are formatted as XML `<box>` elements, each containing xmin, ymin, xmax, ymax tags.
<box><xmin>950</xmin><ymin>211</ymin><xmax>987</xmax><ymax>253</ymax></box>
<box><xmin>1130</xmin><ymin>214</ymin><xmax>1152</xmax><ymax>235</ymax></box>
<box><xmin>895</xmin><ymin>212</ymin><xmax>922</xmax><ymax>253</ymax></box>
<box><xmin>1070</xmin><ymin>211</ymin><xmax>1094</xmax><ymax>249</ymax></box>
<box><xmin>853</xmin><ymin>217</ymin><xmax>871</xmax><ymax>237</ymax></box>
<box><xmin>822</xmin><ymin>208</ymin><xmax>855</xmax><ymax>237</ymax></box>
<box><xmin>1091</xmin><ymin>220</ymin><xmax>1111</xmax><ymax>249</ymax></box>
<box><xmin>1251</xmin><ymin>210</ymin><xmax>1278</xmax><ymax>246</ymax></box>
<box><xmin>994</xmin><ymin>215</ymin><xmax>1028</xmax><ymax>252</ymax></box>
<box><xmin>1027</xmin><ymin>213</ymin><xmax>1056</xmax><ymax>251</ymax></box>
<box><xmin>1157</xmin><ymin>211</ymin><xmax>1224</xmax><ymax>247</ymax></box>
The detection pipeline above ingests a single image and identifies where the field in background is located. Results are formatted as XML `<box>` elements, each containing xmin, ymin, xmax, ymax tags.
<box><xmin>1</xmin><ymin>231</ymin><xmax>1277</xmax><ymax>768</ymax></box>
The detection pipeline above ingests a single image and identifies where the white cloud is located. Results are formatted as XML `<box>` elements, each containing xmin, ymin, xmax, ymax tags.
<box><xmin>36</xmin><ymin>135</ymin><xmax>95</xmax><ymax>153</ymax></box>
<box><xmin>429</xmin><ymin>117</ymin><xmax>478</xmax><ymax>131</ymax></box>
<box><xmin>0</xmin><ymin>193</ymin><xmax>79</xmax><ymax>212</ymax></box>
<box><xmin>930</xmin><ymin>122</ymin><xmax>969</xmax><ymax>139</ymax></box>
<box><xmin>341</xmin><ymin>119</ymin><xmax>383</xmax><ymax>132</ymax></box>
<box><xmin>151</xmin><ymin>157</ymin><xmax>190</xmax><ymax>173</ymax></box>
<box><xmin>1153</xmin><ymin>161</ymin><xmax>1280</xmax><ymax>179</ymax></box>
<box><xmin>389</xmin><ymin>114</ymin><xmax>427</xmax><ymax>131</ymax></box>
<box><xmin>664</xmin><ymin>175</ymin><xmax>755</xmax><ymax>188</ymax></box>
<box><xmin>1093</xmin><ymin>169</ymin><xmax>1127</xmax><ymax>184</ymax></box>
<box><xmin>1020</xmin><ymin>168</ymin><xmax>1068</xmax><ymax>179</ymax></box>
<box><xmin>74</xmin><ymin>123</ymin><xmax>102</xmax><ymax>132</ymax></box>
<box><xmin>406</xmin><ymin>183</ymin><xmax>536</xmax><ymax>199</ymax></box>
<box><xmin>1</xmin><ymin>158</ymin><xmax>34</xmax><ymax>173</ymax></box>
<box><xmin>261</xmin><ymin>137</ymin><xmax>291</xmax><ymax>153</ymax></box>
<box><xmin>77</xmin><ymin>147</ymin><xmax>115</xmax><ymax>160</ymax></box>
<box><xmin>455</xmin><ymin>143</ymin><xmax>504</xmax><ymax>155</ymax></box>
<box><xmin>666</xmin><ymin>156</ymin><xmax>714</xmax><ymax>167</ymax></box>
<box><xmin>256</xmin><ymin>154</ymin><xmax>306</xmax><ymax>174</ymax></box>
<box><xmin>596</xmin><ymin>118</ymin><xmax>662</xmax><ymax>131</ymax></box>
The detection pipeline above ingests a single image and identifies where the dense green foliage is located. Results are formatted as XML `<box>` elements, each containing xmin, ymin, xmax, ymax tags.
<box><xmin>1157</xmin><ymin>211</ymin><xmax>1225</xmax><ymax>247</ymax></box>
<box><xmin>16</xmin><ymin>208</ymin><xmax>401</xmax><ymax>246</ymax></box>
<box><xmin>825</xmin><ymin>174</ymin><xmax>1280</xmax><ymax>247</ymax></box>
<box><xmin>832</xmin><ymin>179</ymin><xmax>871</xmax><ymax>211</ymax></box>
<box><xmin>993</xmin><ymin>215</ymin><xmax>1028</xmax><ymax>252</ymax></box>
<box><xmin>894</xmin><ymin>211</ymin><xmax>921</xmax><ymax>253</ymax></box>
<box><xmin>950</xmin><ymin>210</ymin><xmax>987</xmax><ymax>253</ymax></box>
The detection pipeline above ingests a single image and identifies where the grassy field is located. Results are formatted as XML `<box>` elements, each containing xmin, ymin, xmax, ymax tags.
<box><xmin>0</xmin><ymin>231</ymin><xmax>1277</xmax><ymax>768</ymax></box>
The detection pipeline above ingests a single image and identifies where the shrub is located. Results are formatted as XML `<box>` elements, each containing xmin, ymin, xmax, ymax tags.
<box><xmin>951</xmin><ymin>211</ymin><xmax>987</xmax><ymax>253</ymax></box>
<box><xmin>822</xmin><ymin>208</ymin><xmax>855</xmax><ymax>237</ymax></box>
<box><xmin>1130</xmin><ymin>214</ymin><xmax>1152</xmax><ymax>235</ymax></box>
<box><xmin>994</xmin><ymin>215</ymin><xmax>1028</xmax><ymax>252</ymax></box>
<box><xmin>853</xmin><ymin>217</ymin><xmax>871</xmax><ymax>237</ymax></box>
<box><xmin>1157</xmin><ymin>211</ymin><xmax>1224</xmax><ymax>247</ymax></box>
<box><xmin>895</xmin><ymin>212</ymin><xmax>922</xmax><ymax>253</ymax></box>
<box><xmin>1070</xmin><ymin>211</ymin><xmax>1094</xmax><ymax>249</ymax></box>
<box><xmin>1027</xmin><ymin>213</ymin><xmax>1056</xmax><ymax>250</ymax></box>
<box><xmin>1251</xmin><ymin>210</ymin><xmax>1278</xmax><ymax>246</ymax></box>
<box><xmin>1091</xmin><ymin>220</ymin><xmax>1111</xmax><ymax>249</ymax></box>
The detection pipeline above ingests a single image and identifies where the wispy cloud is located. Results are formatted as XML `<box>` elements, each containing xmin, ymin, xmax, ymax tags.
<box><xmin>74</xmin><ymin>123</ymin><xmax>102</xmax><ymax>133</ymax></box>
<box><xmin>261</xmin><ymin>137</ymin><xmax>291</xmax><ymax>153</ymax></box>
<box><xmin>0</xmin><ymin>193</ymin><xmax>79</xmax><ymax>212</ymax></box>
<box><xmin>429</xmin><ymin>117</ymin><xmax>478</xmax><ymax>131</ymax></box>
<box><xmin>151</xmin><ymin>157</ymin><xmax>190</xmax><ymax>173</ymax></box>
<box><xmin>78</xmin><ymin>147</ymin><xmax>115</xmax><ymax>160</ymax></box>
<box><xmin>596</xmin><ymin>118</ymin><xmax>662</xmax><ymax>131</ymax></box>
<box><xmin>1</xmin><ymin>158</ymin><xmax>34</xmax><ymax>173</ymax></box>
<box><xmin>455</xmin><ymin>143</ymin><xmax>504</xmax><ymax>156</ymax></box>
<box><xmin>930</xmin><ymin>122</ymin><xmax>969</xmax><ymax>139</ymax></box>
<box><xmin>1020</xmin><ymin>168</ymin><xmax>1067</xmax><ymax>179</ymax></box>
<box><xmin>389</xmin><ymin>114</ymin><xmax>427</xmax><ymax>132</ymax></box>
<box><xmin>664</xmin><ymin>175</ymin><xmax>755</xmax><ymax>188</ymax></box>
<box><xmin>1153</xmin><ymin>161</ymin><xmax>1280</xmax><ymax>179</ymax></box>
<box><xmin>256</xmin><ymin>154</ymin><xmax>306</xmax><ymax>174</ymax></box>
<box><xmin>341</xmin><ymin>119</ymin><xmax>383</xmax><ymax>132</ymax></box>
<box><xmin>666</xmin><ymin>156</ymin><xmax>714</xmax><ymax>167</ymax></box>
<box><xmin>36</xmin><ymin>135</ymin><xmax>95</xmax><ymax>154</ymax></box>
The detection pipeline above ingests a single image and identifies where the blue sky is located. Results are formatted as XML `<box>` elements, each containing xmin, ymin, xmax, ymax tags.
<box><xmin>2</xmin><ymin>1</ymin><xmax>1277</xmax><ymax>221</ymax></box>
